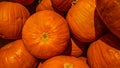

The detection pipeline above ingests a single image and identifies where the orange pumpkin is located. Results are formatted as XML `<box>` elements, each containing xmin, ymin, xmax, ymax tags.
<box><xmin>36</xmin><ymin>0</ymin><xmax>68</xmax><ymax>17</ymax></box>
<box><xmin>36</xmin><ymin>0</ymin><xmax>54</xmax><ymax>12</ymax></box>
<box><xmin>96</xmin><ymin>0</ymin><xmax>120</xmax><ymax>39</ymax></box>
<box><xmin>22</xmin><ymin>10</ymin><xmax>70</xmax><ymax>59</ymax></box>
<box><xmin>40</xmin><ymin>55</ymin><xmax>90</xmax><ymax>68</ymax></box>
<box><xmin>0</xmin><ymin>40</ymin><xmax>38</xmax><ymax>68</ymax></box>
<box><xmin>0</xmin><ymin>2</ymin><xmax>30</xmax><ymax>39</ymax></box>
<box><xmin>66</xmin><ymin>0</ymin><xmax>107</xmax><ymax>42</ymax></box>
<box><xmin>87</xmin><ymin>32</ymin><xmax>120</xmax><ymax>68</ymax></box>
<box><xmin>36</xmin><ymin>0</ymin><xmax>74</xmax><ymax>12</ymax></box>
<box><xmin>63</xmin><ymin>38</ymin><xmax>87</xmax><ymax>57</ymax></box>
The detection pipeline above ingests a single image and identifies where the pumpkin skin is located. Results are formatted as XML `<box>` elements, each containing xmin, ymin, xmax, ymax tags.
<box><xmin>0</xmin><ymin>40</ymin><xmax>38</xmax><ymax>68</ymax></box>
<box><xmin>87</xmin><ymin>32</ymin><xmax>120</xmax><ymax>68</ymax></box>
<box><xmin>66</xmin><ymin>0</ymin><xmax>107</xmax><ymax>42</ymax></box>
<box><xmin>9</xmin><ymin>0</ymin><xmax>34</xmax><ymax>5</ymax></box>
<box><xmin>22</xmin><ymin>10</ymin><xmax>70</xmax><ymax>59</ymax></box>
<box><xmin>96</xmin><ymin>0</ymin><xmax>120</xmax><ymax>39</ymax></box>
<box><xmin>51</xmin><ymin>0</ymin><xmax>74</xmax><ymax>12</ymax></box>
<box><xmin>0</xmin><ymin>2</ymin><xmax>30</xmax><ymax>39</ymax></box>
<box><xmin>63</xmin><ymin>38</ymin><xmax>86</xmax><ymax>57</ymax></box>
<box><xmin>79</xmin><ymin>57</ymin><xmax>87</xmax><ymax>63</ymax></box>
<box><xmin>40</xmin><ymin>55</ymin><xmax>90</xmax><ymax>68</ymax></box>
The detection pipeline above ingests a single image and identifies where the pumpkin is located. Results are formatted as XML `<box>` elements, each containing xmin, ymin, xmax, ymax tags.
<box><xmin>22</xmin><ymin>10</ymin><xmax>70</xmax><ymax>59</ymax></box>
<box><xmin>51</xmin><ymin>0</ymin><xmax>74</xmax><ymax>12</ymax></box>
<box><xmin>36</xmin><ymin>0</ymin><xmax>54</xmax><ymax>12</ymax></box>
<box><xmin>36</xmin><ymin>0</ymin><xmax>74</xmax><ymax>12</ymax></box>
<box><xmin>40</xmin><ymin>55</ymin><xmax>90</xmax><ymax>68</ymax></box>
<box><xmin>9</xmin><ymin>0</ymin><xmax>34</xmax><ymax>5</ymax></box>
<box><xmin>87</xmin><ymin>32</ymin><xmax>120</xmax><ymax>68</ymax></box>
<box><xmin>36</xmin><ymin>0</ymin><xmax>68</xmax><ymax>17</ymax></box>
<box><xmin>63</xmin><ymin>38</ymin><xmax>87</xmax><ymax>57</ymax></box>
<box><xmin>0</xmin><ymin>2</ymin><xmax>30</xmax><ymax>39</ymax></box>
<box><xmin>96</xmin><ymin>0</ymin><xmax>120</xmax><ymax>39</ymax></box>
<box><xmin>66</xmin><ymin>0</ymin><xmax>107</xmax><ymax>42</ymax></box>
<box><xmin>0</xmin><ymin>40</ymin><xmax>38</xmax><ymax>68</ymax></box>
<box><xmin>36</xmin><ymin>0</ymin><xmax>78</xmax><ymax>17</ymax></box>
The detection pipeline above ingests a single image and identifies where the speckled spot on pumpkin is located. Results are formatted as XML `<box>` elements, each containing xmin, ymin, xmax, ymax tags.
<box><xmin>108</xmin><ymin>49</ymin><xmax>120</xmax><ymax>59</ymax></box>
<box><xmin>64</xmin><ymin>62</ymin><xmax>73</xmax><ymax>68</ymax></box>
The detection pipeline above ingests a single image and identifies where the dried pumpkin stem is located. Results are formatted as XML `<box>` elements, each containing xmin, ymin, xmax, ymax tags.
<box><xmin>64</xmin><ymin>62</ymin><xmax>73</xmax><ymax>68</ymax></box>
<box><xmin>38</xmin><ymin>0</ymin><xmax>42</xmax><ymax>3</ymax></box>
<box><xmin>72</xmin><ymin>0</ymin><xmax>78</xmax><ymax>6</ymax></box>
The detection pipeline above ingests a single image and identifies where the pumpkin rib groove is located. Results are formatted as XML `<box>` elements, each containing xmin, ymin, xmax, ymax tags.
<box><xmin>0</xmin><ymin>2</ymin><xmax>30</xmax><ymax>39</ymax></box>
<box><xmin>98</xmin><ymin>43</ymin><xmax>109</xmax><ymax>67</ymax></box>
<box><xmin>17</xmin><ymin>5</ymin><xmax>24</xmax><ymax>38</ymax></box>
<box><xmin>8</xmin><ymin>4</ymin><xmax>11</xmax><ymax>38</ymax></box>
<box><xmin>14</xmin><ymin>5</ymin><xmax>18</xmax><ymax>38</ymax></box>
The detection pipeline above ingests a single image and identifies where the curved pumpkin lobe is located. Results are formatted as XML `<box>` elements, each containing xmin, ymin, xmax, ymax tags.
<box><xmin>41</xmin><ymin>32</ymin><xmax>49</xmax><ymax>42</ymax></box>
<box><xmin>64</xmin><ymin>62</ymin><xmax>73</xmax><ymax>68</ymax></box>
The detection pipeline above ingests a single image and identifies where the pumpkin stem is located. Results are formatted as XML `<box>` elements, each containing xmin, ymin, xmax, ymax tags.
<box><xmin>64</xmin><ymin>62</ymin><xmax>73</xmax><ymax>68</ymax></box>
<box><xmin>38</xmin><ymin>0</ymin><xmax>42</xmax><ymax>3</ymax></box>
<box><xmin>41</xmin><ymin>32</ymin><xmax>49</xmax><ymax>42</ymax></box>
<box><xmin>71</xmin><ymin>0</ymin><xmax>78</xmax><ymax>6</ymax></box>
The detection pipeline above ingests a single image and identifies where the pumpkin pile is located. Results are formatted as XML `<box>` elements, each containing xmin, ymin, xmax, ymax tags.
<box><xmin>0</xmin><ymin>0</ymin><xmax>120</xmax><ymax>68</ymax></box>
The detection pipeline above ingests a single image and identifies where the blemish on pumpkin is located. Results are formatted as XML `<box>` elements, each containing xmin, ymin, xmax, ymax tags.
<box><xmin>64</xmin><ymin>62</ymin><xmax>73</xmax><ymax>68</ymax></box>
<box><xmin>108</xmin><ymin>49</ymin><xmax>120</xmax><ymax>59</ymax></box>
